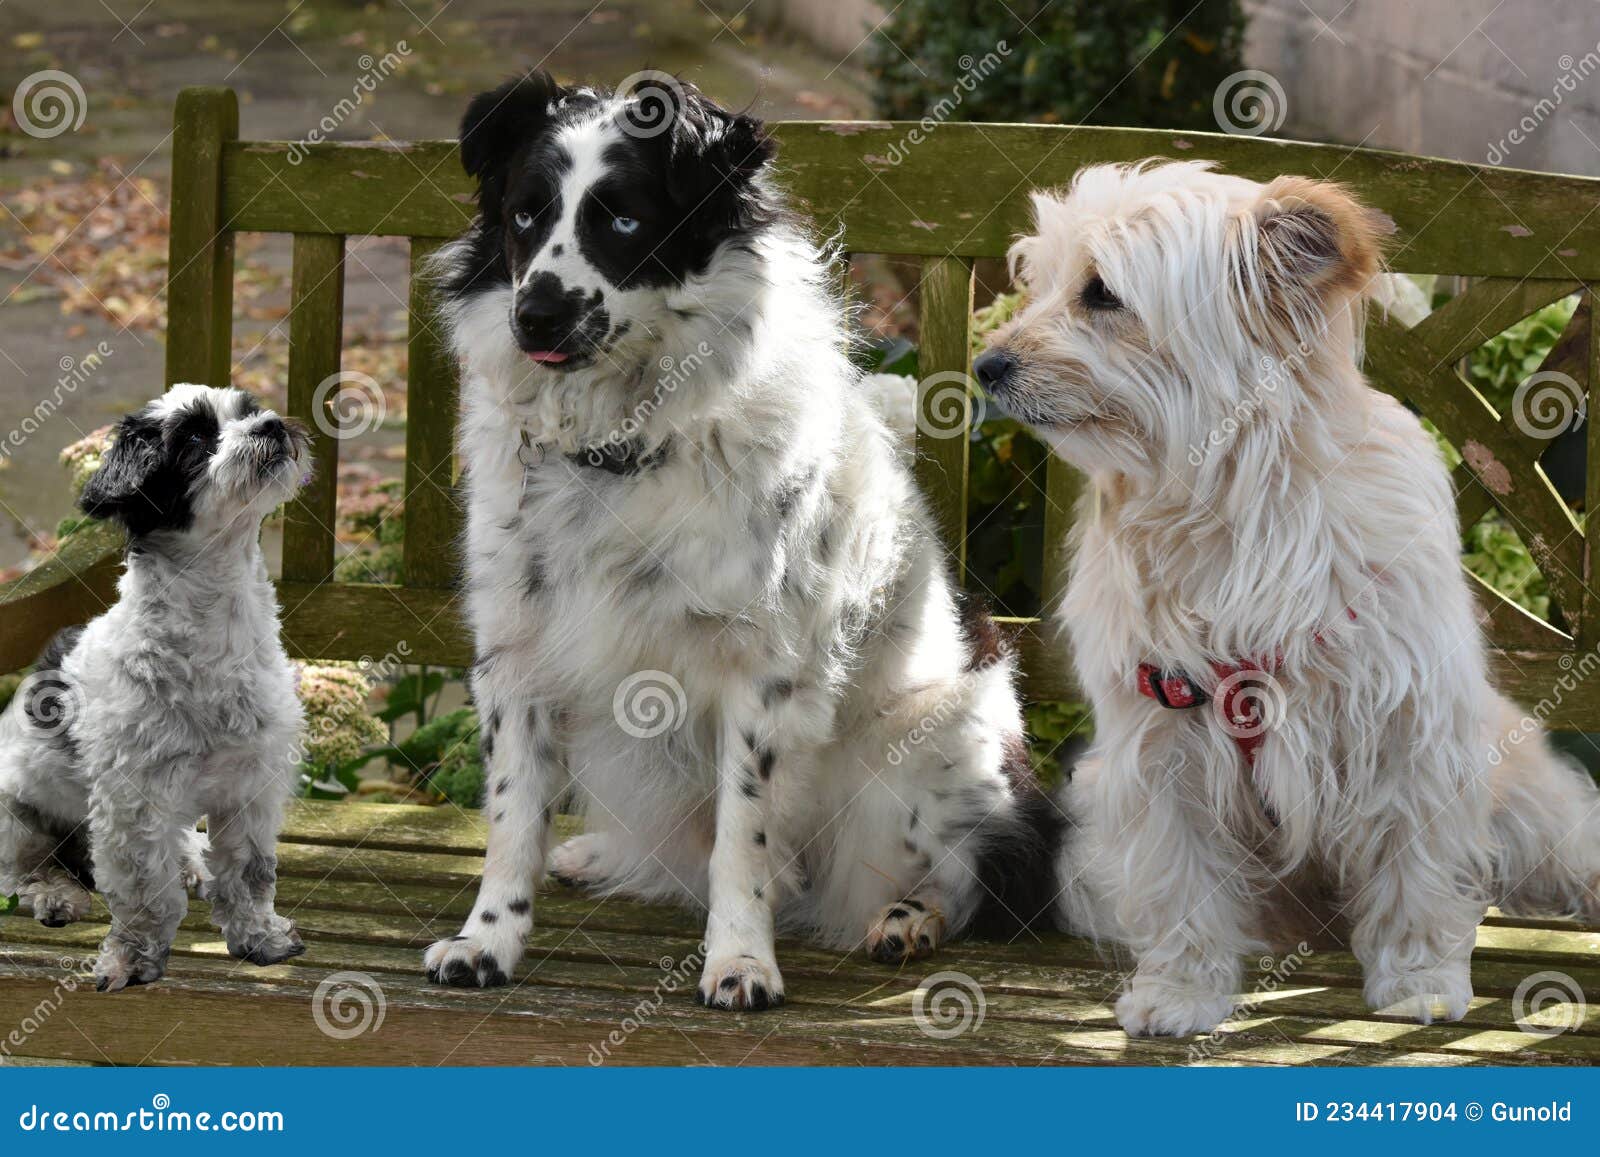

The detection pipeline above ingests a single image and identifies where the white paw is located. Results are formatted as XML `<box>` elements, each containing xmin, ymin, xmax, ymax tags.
<box><xmin>696</xmin><ymin>954</ymin><xmax>784</xmax><ymax>1011</ymax></box>
<box><xmin>20</xmin><ymin>875</ymin><xmax>93</xmax><ymax>928</ymax></box>
<box><xmin>225</xmin><ymin>913</ymin><xmax>305</xmax><ymax>966</ymax></box>
<box><xmin>1116</xmin><ymin>978</ymin><xmax>1235</xmax><ymax>1037</ymax></box>
<box><xmin>182</xmin><ymin>831</ymin><xmax>213</xmax><ymax>898</ymax></box>
<box><xmin>547</xmin><ymin>833</ymin><xmax>611</xmax><ymax>889</ymax></box>
<box><xmin>1365</xmin><ymin>961</ymin><xmax>1472</xmax><ymax>1024</ymax></box>
<box><xmin>93</xmin><ymin>937</ymin><xmax>167</xmax><ymax>993</ymax></box>
<box><xmin>424</xmin><ymin>933</ymin><xmax>514</xmax><ymax>988</ymax></box>
<box><xmin>866</xmin><ymin>897</ymin><xmax>946</xmax><ymax>964</ymax></box>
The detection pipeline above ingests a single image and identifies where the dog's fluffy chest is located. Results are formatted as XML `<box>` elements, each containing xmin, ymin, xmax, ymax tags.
<box><xmin>75</xmin><ymin>570</ymin><xmax>298</xmax><ymax>752</ymax></box>
<box><xmin>464</xmin><ymin>427</ymin><xmax>819</xmax><ymax>688</ymax></box>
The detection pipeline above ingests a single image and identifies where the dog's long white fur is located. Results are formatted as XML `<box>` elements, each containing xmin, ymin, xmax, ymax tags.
<box><xmin>422</xmin><ymin>102</ymin><xmax>1036</xmax><ymax>1006</ymax></box>
<box><xmin>987</xmin><ymin>161</ymin><xmax>1600</xmax><ymax>1036</ymax></box>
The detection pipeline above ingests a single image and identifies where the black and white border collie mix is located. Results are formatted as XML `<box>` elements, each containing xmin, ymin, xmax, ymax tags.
<box><xmin>423</xmin><ymin>71</ymin><xmax>1059</xmax><ymax>1007</ymax></box>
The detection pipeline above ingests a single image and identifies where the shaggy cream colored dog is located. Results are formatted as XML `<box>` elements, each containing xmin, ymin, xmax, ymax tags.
<box><xmin>975</xmin><ymin>160</ymin><xmax>1600</xmax><ymax>1037</ymax></box>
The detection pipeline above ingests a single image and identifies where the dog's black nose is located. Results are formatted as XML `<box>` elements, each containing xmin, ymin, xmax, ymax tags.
<box><xmin>257</xmin><ymin>416</ymin><xmax>288</xmax><ymax>443</ymax></box>
<box><xmin>973</xmin><ymin>349</ymin><xmax>1017</xmax><ymax>393</ymax></box>
<box><xmin>516</xmin><ymin>274</ymin><xmax>569</xmax><ymax>324</ymax></box>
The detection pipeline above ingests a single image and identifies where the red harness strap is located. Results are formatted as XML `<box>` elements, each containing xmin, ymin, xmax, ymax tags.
<box><xmin>1135</xmin><ymin>659</ymin><xmax>1273</xmax><ymax>766</ymax></box>
<box><xmin>1134</xmin><ymin>609</ymin><xmax>1358</xmax><ymax>770</ymax></box>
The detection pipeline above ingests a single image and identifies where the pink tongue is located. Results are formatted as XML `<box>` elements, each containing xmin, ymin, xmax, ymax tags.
<box><xmin>527</xmin><ymin>350</ymin><xmax>569</xmax><ymax>364</ymax></box>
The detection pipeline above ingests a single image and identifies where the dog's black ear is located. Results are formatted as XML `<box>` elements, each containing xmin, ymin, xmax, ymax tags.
<box><xmin>661</xmin><ymin>83</ymin><xmax>776</xmax><ymax>240</ymax></box>
<box><xmin>458</xmin><ymin>72</ymin><xmax>569</xmax><ymax>223</ymax></box>
<box><xmin>1250</xmin><ymin>177</ymin><xmax>1388</xmax><ymax>309</ymax></box>
<box><xmin>78</xmin><ymin>410</ymin><xmax>165</xmax><ymax>531</ymax></box>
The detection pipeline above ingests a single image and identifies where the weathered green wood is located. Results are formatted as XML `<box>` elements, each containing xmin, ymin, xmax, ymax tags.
<box><xmin>1466</xmin><ymin>569</ymin><xmax>1570</xmax><ymax>651</ymax></box>
<box><xmin>165</xmin><ymin>88</ymin><xmax>238</xmax><ymax>388</ymax></box>
<box><xmin>915</xmin><ymin>255</ymin><xmax>974</xmax><ymax>578</ymax></box>
<box><xmin>222</xmin><ymin>127</ymin><xmax>1600</xmax><ymax>276</ymax></box>
<box><xmin>4</xmin><ymin>794</ymin><xmax>1597</xmax><ymax>1068</ymax></box>
<box><xmin>1583</xmin><ymin>290</ymin><xmax>1600</xmax><ymax>651</ymax></box>
<box><xmin>1408</xmin><ymin>278</ymin><xmax>1582</xmax><ymax>366</ymax></box>
<box><xmin>275</xmin><ymin>581</ymin><xmax>471</xmax><ymax>666</ymax></box>
<box><xmin>1039</xmin><ymin>460</ymin><xmax>1085</xmax><ymax>619</ymax></box>
<box><xmin>403</xmin><ymin>237</ymin><xmax>462</xmax><ymax>589</ymax></box>
<box><xmin>0</xmin><ymin>521</ymin><xmax>123</xmax><ymax>673</ymax></box>
<box><xmin>1366</xmin><ymin>312</ymin><xmax>1584</xmax><ymax>627</ymax></box>
<box><xmin>282</xmin><ymin>233</ymin><xmax>346</xmax><ymax>584</ymax></box>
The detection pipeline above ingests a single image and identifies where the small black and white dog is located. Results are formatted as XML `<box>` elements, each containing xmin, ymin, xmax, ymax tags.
<box><xmin>423</xmin><ymin>71</ymin><xmax>1059</xmax><ymax>1007</ymax></box>
<box><xmin>0</xmin><ymin>385</ymin><xmax>311</xmax><ymax>991</ymax></box>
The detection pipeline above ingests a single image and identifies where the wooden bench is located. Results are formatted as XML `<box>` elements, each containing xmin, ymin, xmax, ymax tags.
<box><xmin>1</xmin><ymin>86</ymin><xmax>1598</xmax><ymax>1065</ymax></box>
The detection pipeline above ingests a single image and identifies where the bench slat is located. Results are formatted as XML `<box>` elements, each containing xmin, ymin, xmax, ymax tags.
<box><xmin>402</xmin><ymin>237</ymin><xmax>462</xmax><ymax>590</ymax></box>
<box><xmin>4</xmin><ymin>923</ymin><xmax>1592</xmax><ymax>1065</ymax></box>
<box><xmin>1583</xmin><ymin>289</ymin><xmax>1600</xmax><ymax>650</ymax></box>
<box><xmin>221</xmin><ymin>128</ymin><xmax>1600</xmax><ymax>278</ymax></box>
<box><xmin>274</xmin><ymin>581</ymin><xmax>470</xmax><ymax>665</ymax></box>
<box><xmin>166</xmin><ymin>88</ymin><xmax>237</xmax><ymax>390</ymax></box>
<box><xmin>915</xmin><ymin>255</ymin><xmax>974</xmax><ymax>578</ymax></box>
<box><xmin>282</xmin><ymin>233</ymin><xmax>346</xmax><ymax>583</ymax></box>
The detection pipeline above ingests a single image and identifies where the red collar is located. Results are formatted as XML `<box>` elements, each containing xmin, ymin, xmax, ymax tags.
<box><xmin>1134</xmin><ymin>609</ymin><xmax>1358</xmax><ymax>771</ymax></box>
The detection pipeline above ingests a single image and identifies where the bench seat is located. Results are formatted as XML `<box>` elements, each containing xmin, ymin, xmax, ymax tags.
<box><xmin>2</xmin><ymin>801</ymin><xmax>1595</xmax><ymax>1067</ymax></box>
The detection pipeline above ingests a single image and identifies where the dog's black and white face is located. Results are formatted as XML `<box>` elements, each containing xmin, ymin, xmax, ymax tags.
<box><xmin>437</xmin><ymin>70</ymin><xmax>776</xmax><ymax>389</ymax></box>
<box><xmin>80</xmin><ymin>384</ymin><xmax>311</xmax><ymax>539</ymax></box>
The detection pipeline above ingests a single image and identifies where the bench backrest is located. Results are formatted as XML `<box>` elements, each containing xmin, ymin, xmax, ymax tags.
<box><xmin>27</xmin><ymin>85</ymin><xmax>1600</xmax><ymax>722</ymax></box>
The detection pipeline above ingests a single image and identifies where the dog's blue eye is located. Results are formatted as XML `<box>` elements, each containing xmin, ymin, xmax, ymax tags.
<box><xmin>513</xmin><ymin>211</ymin><xmax>534</xmax><ymax>231</ymax></box>
<box><xmin>612</xmin><ymin>216</ymin><xmax>640</xmax><ymax>236</ymax></box>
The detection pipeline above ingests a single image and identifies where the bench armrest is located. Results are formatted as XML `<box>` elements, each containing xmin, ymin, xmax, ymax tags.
<box><xmin>0</xmin><ymin>521</ymin><xmax>124</xmax><ymax>674</ymax></box>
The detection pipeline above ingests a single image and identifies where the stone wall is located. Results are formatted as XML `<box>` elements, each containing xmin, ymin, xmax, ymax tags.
<box><xmin>1245</xmin><ymin>0</ymin><xmax>1600</xmax><ymax>175</ymax></box>
<box><xmin>766</xmin><ymin>0</ymin><xmax>1600</xmax><ymax>176</ymax></box>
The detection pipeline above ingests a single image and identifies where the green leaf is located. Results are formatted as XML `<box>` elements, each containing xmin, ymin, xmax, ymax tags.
<box><xmin>378</xmin><ymin>671</ymin><xmax>447</xmax><ymax>723</ymax></box>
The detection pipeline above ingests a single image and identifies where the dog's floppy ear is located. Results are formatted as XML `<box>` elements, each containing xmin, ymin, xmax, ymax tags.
<box><xmin>458</xmin><ymin>72</ymin><xmax>568</xmax><ymax>224</ymax></box>
<box><xmin>661</xmin><ymin>83</ymin><xmax>776</xmax><ymax>238</ymax></box>
<box><xmin>1248</xmin><ymin>177</ymin><xmax>1388</xmax><ymax>309</ymax></box>
<box><xmin>78</xmin><ymin>410</ymin><xmax>164</xmax><ymax>530</ymax></box>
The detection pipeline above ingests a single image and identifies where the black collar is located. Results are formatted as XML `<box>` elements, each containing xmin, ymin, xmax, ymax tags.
<box><xmin>518</xmin><ymin>430</ymin><xmax>673</xmax><ymax>478</ymax></box>
<box><xmin>567</xmin><ymin>438</ymin><xmax>672</xmax><ymax>476</ymax></box>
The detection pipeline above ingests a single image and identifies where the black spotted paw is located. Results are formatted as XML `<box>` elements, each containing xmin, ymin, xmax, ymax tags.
<box><xmin>866</xmin><ymin>897</ymin><xmax>945</xmax><ymax>964</ymax></box>
<box><xmin>696</xmin><ymin>954</ymin><xmax>784</xmax><ymax>1011</ymax></box>
<box><xmin>423</xmin><ymin>934</ymin><xmax>511</xmax><ymax>988</ymax></box>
